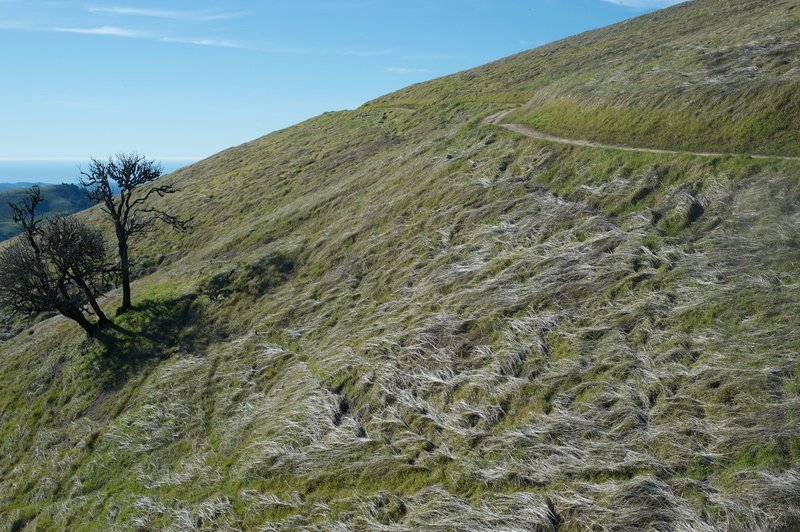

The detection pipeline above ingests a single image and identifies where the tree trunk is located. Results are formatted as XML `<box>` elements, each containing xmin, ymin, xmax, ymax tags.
<box><xmin>60</xmin><ymin>305</ymin><xmax>97</xmax><ymax>337</ymax></box>
<box><xmin>117</xmin><ymin>235</ymin><xmax>132</xmax><ymax>315</ymax></box>
<box><xmin>75</xmin><ymin>277</ymin><xmax>110</xmax><ymax>327</ymax></box>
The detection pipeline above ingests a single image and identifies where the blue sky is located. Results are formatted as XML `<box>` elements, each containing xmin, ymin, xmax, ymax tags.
<box><xmin>0</xmin><ymin>0</ymin><xmax>685</xmax><ymax>161</ymax></box>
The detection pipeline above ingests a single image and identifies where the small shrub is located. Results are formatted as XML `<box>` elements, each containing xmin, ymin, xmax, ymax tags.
<box><xmin>202</xmin><ymin>253</ymin><xmax>295</xmax><ymax>300</ymax></box>
<box><xmin>232</xmin><ymin>254</ymin><xmax>295</xmax><ymax>296</ymax></box>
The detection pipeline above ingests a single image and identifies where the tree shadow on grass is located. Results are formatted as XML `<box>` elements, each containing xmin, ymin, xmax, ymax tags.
<box><xmin>88</xmin><ymin>293</ymin><xmax>224</xmax><ymax>388</ymax></box>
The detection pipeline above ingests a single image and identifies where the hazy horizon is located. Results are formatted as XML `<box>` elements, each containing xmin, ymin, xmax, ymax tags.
<box><xmin>0</xmin><ymin>159</ymin><xmax>198</xmax><ymax>185</ymax></box>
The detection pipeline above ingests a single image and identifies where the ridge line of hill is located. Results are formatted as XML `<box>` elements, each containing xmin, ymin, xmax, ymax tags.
<box><xmin>483</xmin><ymin>108</ymin><xmax>800</xmax><ymax>161</ymax></box>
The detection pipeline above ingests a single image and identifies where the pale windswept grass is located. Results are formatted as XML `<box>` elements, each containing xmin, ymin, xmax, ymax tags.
<box><xmin>2</xmin><ymin>106</ymin><xmax>799</xmax><ymax>528</ymax></box>
<box><xmin>1</xmin><ymin>2</ymin><xmax>799</xmax><ymax>525</ymax></box>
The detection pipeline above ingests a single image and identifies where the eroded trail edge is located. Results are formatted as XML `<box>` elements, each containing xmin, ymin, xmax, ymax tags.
<box><xmin>483</xmin><ymin>109</ymin><xmax>800</xmax><ymax>161</ymax></box>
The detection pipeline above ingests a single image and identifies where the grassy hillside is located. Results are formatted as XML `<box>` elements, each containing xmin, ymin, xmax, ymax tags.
<box><xmin>374</xmin><ymin>0</ymin><xmax>800</xmax><ymax>157</ymax></box>
<box><xmin>1</xmin><ymin>0</ymin><xmax>799</xmax><ymax>529</ymax></box>
<box><xmin>0</xmin><ymin>184</ymin><xmax>93</xmax><ymax>241</ymax></box>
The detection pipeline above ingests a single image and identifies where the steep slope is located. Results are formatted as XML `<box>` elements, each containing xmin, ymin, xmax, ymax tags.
<box><xmin>2</xmin><ymin>0</ymin><xmax>799</xmax><ymax>529</ymax></box>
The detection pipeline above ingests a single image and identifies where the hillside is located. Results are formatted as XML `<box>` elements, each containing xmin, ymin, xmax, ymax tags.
<box><xmin>0</xmin><ymin>184</ymin><xmax>93</xmax><ymax>241</ymax></box>
<box><xmin>376</xmin><ymin>0</ymin><xmax>800</xmax><ymax>157</ymax></box>
<box><xmin>1</xmin><ymin>0</ymin><xmax>799</xmax><ymax>529</ymax></box>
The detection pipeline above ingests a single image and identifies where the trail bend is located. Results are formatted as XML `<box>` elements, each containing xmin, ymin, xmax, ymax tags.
<box><xmin>483</xmin><ymin>109</ymin><xmax>800</xmax><ymax>161</ymax></box>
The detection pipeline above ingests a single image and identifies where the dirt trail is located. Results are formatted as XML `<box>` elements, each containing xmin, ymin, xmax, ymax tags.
<box><xmin>483</xmin><ymin>109</ymin><xmax>800</xmax><ymax>161</ymax></box>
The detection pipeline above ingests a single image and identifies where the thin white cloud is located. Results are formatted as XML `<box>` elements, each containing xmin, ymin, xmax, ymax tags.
<box><xmin>601</xmin><ymin>0</ymin><xmax>687</xmax><ymax>6</ymax></box>
<box><xmin>383</xmin><ymin>67</ymin><xmax>430</xmax><ymax>74</ymax></box>
<box><xmin>253</xmin><ymin>45</ymin><xmax>394</xmax><ymax>57</ymax></box>
<box><xmin>161</xmin><ymin>36</ymin><xmax>251</xmax><ymax>49</ymax></box>
<box><xmin>87</xmin><ymin>6</ymin><xmax>242</xmax><ymax>22</ymax></box>
<box><xmin>0</xmin><ymin>22</ymin><xmax>392</xmax><ymax>56</ymax></box>
<box><xmin>401</xmin><ymin>53</ymin><xmax>457</xmax><ymax>60</ymax></box>
<box><xmin>51</xmin><ymin>25</ymin><xmax>147</xmax><ymax>38</ymax></box>
<box><xmin>26</xmin><ymin>25</ymin><xmax>249</xmax><ymax>49</ymax></box>
<box><xmin>338</xmin><ymin>48</ymin><xmax>395</xmax><ymax>57</ymax></box>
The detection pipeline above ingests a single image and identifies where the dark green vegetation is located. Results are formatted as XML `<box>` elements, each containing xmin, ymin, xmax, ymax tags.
<box><xmin>1</xmin><ymin>0</ymin><xmax>799</xmax><ymax>529</ymax></box>
<box><xmin>0</xmin><ymin>184</ymin><xmax>92</xmax><ymax>241</ymax></box>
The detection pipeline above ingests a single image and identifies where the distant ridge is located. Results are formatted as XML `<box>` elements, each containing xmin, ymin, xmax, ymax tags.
<box><xmin>0</xmin><ymin>182</ymin><xmax>40</xmax><ymax>191</ymax></box>
<box><xmin>0</xmin><ymin>183</ymin><xmax>93</xmax><ymax>241</ymax></box>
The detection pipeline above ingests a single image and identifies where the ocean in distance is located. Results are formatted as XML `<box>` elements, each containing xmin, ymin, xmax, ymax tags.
<box><xmin>0</xmin><ymin>159</ymin><xmax>198</xmax><ymax>186</ymax></box>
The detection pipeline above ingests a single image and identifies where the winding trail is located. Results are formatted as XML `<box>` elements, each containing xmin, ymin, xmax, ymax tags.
<box><xmin>483</xmin><ymin>109</ymin><xmax>800</xmax><ymax>161</ymax></box>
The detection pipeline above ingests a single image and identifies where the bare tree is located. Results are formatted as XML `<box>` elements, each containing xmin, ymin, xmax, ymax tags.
<box><xmin>42</xmin><ymin>216</ymin><xmax>112</xmax><ymax>327</ymax></box>
<box><xmin>0</xmin><ymin>187</ymin><xmax>112</xmax><ymax>336</ymax></box>
<box><xmin>79</xmin><ymin>153</ymin><xmax>191</xmax><ymax>314</ymax></box>
<box><xmin>8</xmin><ymin>184</ymin><xmax>44</xmax><ymax>247</ymax></box>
